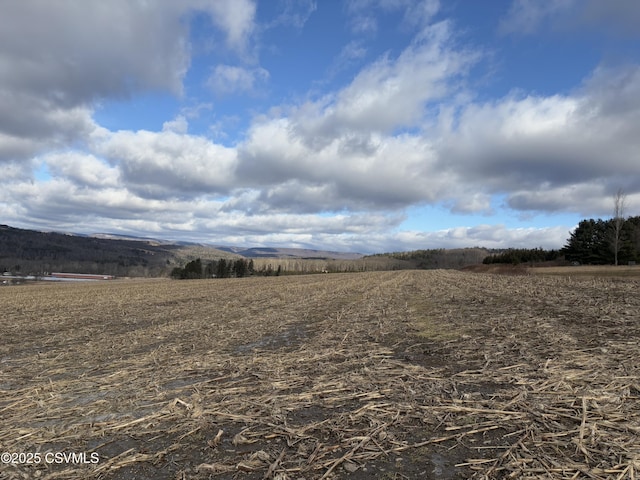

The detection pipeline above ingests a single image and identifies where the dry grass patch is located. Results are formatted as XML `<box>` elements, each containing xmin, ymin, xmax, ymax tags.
<box><xmin>531</xmin><ymin>265</ymin><xmax>640</xmax><ymax>279</ymax></box>
<box><xmin>1</xmin><ymin>271</ymin><xmax>639</xmax><ymax>479</ymax></box>
<box><xmin>406</xmin><ymin>298</ymin><xmax>466</xmax><ymax>342</ymax></box>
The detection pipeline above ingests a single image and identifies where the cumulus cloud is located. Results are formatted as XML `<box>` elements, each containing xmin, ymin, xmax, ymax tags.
<box><xmin>0</xmin><ymin>93</ymin><xmax>96</xmax><ymax>162</ymax></box>
<box><xmin>202</xmin><ymin>0</ymin><xmax>257</xmax><ymax>52</ymax></box>
<box><xmin>506</xmin><ymin>184</ymin><xmax>609</xmax><ymax>217</ymax></box>
<box><xmin>499</xmin><ymin>0</ymin><xmax>640</xmax><ymax>37</ymax></box>
<box><xmin>254</xmin><ymin>181</ymin><xmax>344</xmax><ymax>214</ymax></box>
<box><xmin>207</xmin><ymin>65</ymin><xmax>270</xmax><ymax>96</ymax></box>
<box><xmin>435</xmin><ymin>64</ymin><xmax>640</xmax><ymax>215</ymax></box>
<box><xmin>308</xmin><ymin>20</ymin><xmax>477</xmax><ymax>136</ymax></box>
<box><xmin>3</xmin><ymin>177</ymin><xmax>176</xmax><ymax>228</ymax></box>
<box><xmin>232</xmin><ymin>17</ymin><xmax>479</xmax><ymax>214</ymax></box>
<box><xmin>499</xmin><ymin>0</ymin><xmax>574</xmax><ymax>35</ymax></box>
<box><xmin>0</xmin><ymin>2</ymin><xmax>188</xmax><ymax>102</ymax></box>
<box><xmin>92</xmin><ymin>129</ymin><xmax>238</xmax><ymax>199</ymax></box>
<box><xmin>1</xmin><ymin>0</ymin><xmax>638</xmax><ymax>254</ymax></box>
<box><xmin>0</xmin><ymin>0</ymin><xmax>257</xmax><ymax>163</ymax></box>
<box><xmin>236</xmin><ymin>28</ymin><xmax>639</xmax><ymax>221</ymax></box>
<box><xmin>162</xmin><ymin>116</ymin><xmax>189</xmax><ymax>134</ymax></box>
<box><xmin>580</xmin><ymin>0</ymin><xmax>640</xmax><ymax>37</ymax></box>
<box><xmin>237</xmin><ymin>117</ymin><xmax>447</xmax><ymax>211</ymax></box>
<box><xmin>390</xmin><ymin>224</ymin><xmax>570</xmax><ymax>251</ymax></box>
<box><xmin>43</xmin><ymin>152</ymin><xmax>120</xmax><ymax>189</ymax></box>
<box><xmin>29</xmin><ymin>50</ymin><xmax>633</xmax><ymax>250</ymax></box>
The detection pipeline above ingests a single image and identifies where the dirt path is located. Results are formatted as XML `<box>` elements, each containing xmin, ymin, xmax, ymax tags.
<box><xmin>1</xmin><ymin>271</ymin><xmax>639</xmax><ymax>479</ymax></box>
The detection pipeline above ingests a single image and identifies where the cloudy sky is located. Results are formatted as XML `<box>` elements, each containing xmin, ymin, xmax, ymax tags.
<box><xmin>1</xmin><ymin>0</ymin><xmax>639</xmax><ymax>253</ymax></box>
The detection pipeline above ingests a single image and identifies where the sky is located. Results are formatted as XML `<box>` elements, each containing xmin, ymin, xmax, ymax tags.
<box><xmin>1</xmin><ymin>0</ymin><xmax>639</xmax><ymax>254</ymax></box>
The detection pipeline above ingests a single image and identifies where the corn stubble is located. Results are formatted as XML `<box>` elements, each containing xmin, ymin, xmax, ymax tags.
<box><xmin>1</xmin><ymin>271</ymin><xmax>639</xmax><ymax>479</ymax></box>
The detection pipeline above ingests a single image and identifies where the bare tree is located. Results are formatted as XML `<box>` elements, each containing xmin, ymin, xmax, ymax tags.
<box><xmin>612</xmin><ymin>188</ymin><xmax>628</xmax><ymax>266</ymax></box>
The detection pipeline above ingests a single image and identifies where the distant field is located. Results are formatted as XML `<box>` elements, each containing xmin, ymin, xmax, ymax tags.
<box><xmin>1</xmin><ymin>271</ymin><xmax>639</xmax><ymax>479</ymax></box>
<box><xmin>530</xmin><ymin>264</ymin><xmax>640</xmax><ymax>279</ymax></box>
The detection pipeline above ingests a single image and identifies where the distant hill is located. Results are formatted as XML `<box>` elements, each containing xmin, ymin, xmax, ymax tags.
<box><xmin>0</xmin><ymin>224</ymin><xmax>236</xmax><ymax>277</ymax></box>
<box><xmin>366</xmin><ymin>248</ymin><xmax>491</xmax><ymax>269</ymax></box>
<box><xmin>0</xmin><ymin>224</ymin><xmax>490</xmax><ymax>278</ymax></box>
<box><xmin>215</xmin><ymin>246</ymin><xmax>363</xmax><ymax>260</ymax></box>
<box><xmin>0</xmin><ymin>225</ymin><xmax>363</xmax><ymax>277</ymax></box>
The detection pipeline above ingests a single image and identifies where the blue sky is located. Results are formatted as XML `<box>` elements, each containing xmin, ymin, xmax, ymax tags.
<box><xmin>1</xmin><ymin>0</ymin><xmax>639</xmax><ymax>253</ymax></box>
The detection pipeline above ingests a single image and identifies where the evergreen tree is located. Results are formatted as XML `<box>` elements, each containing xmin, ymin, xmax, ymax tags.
<box><xmin>233</xmin><ymin>259</ymin><xmax>248</xmax><ymax>277</ymax></box>
<box><xmin>183</xmin><ymin>258</ymin><xmax>203</xmax><ymax>279</ymax></box>
<box><xmin>170</xmin><ymin>266</ymin><xmax>184</xmax><ymax>279</ymax></box>
<box><xmin>205</xmin><ymin>260</ymin><xmax>217</xmax><ymax>278</ymax></box>
<box><xmin>620</xmin><ymin>216</ymin><xmax>640</xmax><ymax>264</ymax></box>
<box><xmin>564</xmin><ymin>219</ymin><xmax>612</xmax><ymax>264</ymax></box>
<box><xmin>482</xmin><ymin>248</ymin><xmax>561</xmax><ymax>265</ymax></box>
<box><xmin>216</xmin><ymin>258</ymin><xmax>226</xmax><ymax>278</ymax></box>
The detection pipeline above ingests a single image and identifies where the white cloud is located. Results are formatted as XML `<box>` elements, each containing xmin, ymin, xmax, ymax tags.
<box><xmin>347</xmin><ymin>0</ymin><xmax>440</xmax><ymax>34</ymax></box>
<box><xmin>448</xmin><ymin>193</ymin><xmax>493</xmax><ymax>214</ymax></box>
<box><xmin>231</xmin><ymin>52</ymin><xmax>640</xmax><ymax>224</ymax></box>
<box><xmin>3</xmin><ymin>177</ymin><xmax>177</xmax><ymax>228</ymax></box>
<box><xmin>266</xmin><ymin>0</ymin><xmax>317</xmax><ymax>29</ymax></box>
<box><xmin>0</xmin><ymin>92</ymin><xmax>96</xmax><ymax>162</ymax></box>
<box><xmin>403</xmin><ymin>0</ymin><xmax>440</xmax><ymax>29</ymax></box>
<box><xmin>230</xmin><ymin>19</ymin><xmax>480</xmax><ymax>214</ymax></box>
<box><xmin>229</xmin><ymin>16</ymin><xmax>478</xmax><ymax>209</ymax></box>
<box><xmin>0</xmin><ymin>2</ymin><xmax>188</xmax><ymax>101</ymax></box>
<box><xmin>7</xmin><ymin>137</ymin><xmax>577</xmax><ymax>254</ymax></box>
<box><xmin>93</xmin><ymin>129</ymin><xmax>237</xmax><ymax>198</ymax></box>
<box><xmin>162</xmin><ymin>116</ymin><xmax>189</xmax><ymax>134</ymax></box>
<box><xmin>328</xmin><ymin>21</ymin><xmax>472</xmax><ymax>133</ymax></box>
<box><xmin>238</xmin><ymin>116</ymin><xmax>449</xmax><ymax>211</ymax></box>
<box><xmin>499</xmin><ymin>0</ymin><xmax>574</xmax><ymax>35</ymax></box>
<box><xmin>391</xmin><ymin>224</ymin><xmax>570</xmax><ymax>250</ymax></box>
<box><xmin>580</xmin><ymin>0</ymin><xmax>640</xmax><ymax>37</ymax></box>
<box><xmin>433</xmin><ymin>64</ymin><xmax>640</xmax><ymax>215</ymax></box>
<box><xmin>329</xmin><ymin>41</ymin><xmax>368</xmax><ymax>77</ymax></box>
<box><xmin>500</xmin><ymin>0</ymin><xmax>640</xmax><ymax>37</ymax></box>
<box><xmin>0</xmin><ymin>0</ymin><xmax>257</xmax><ymax>163</ymax></box>
<box><xmin>1</xmin><ymin>1</ymin><xmax>639</xmax><ymax>255</ymax></box>
<box><xmin>201</xmin><ymin>0</ymin><xmax>257</xmax><ymax>52</ymax></box>
<box><xmin>43</xmin><ymin>152</ymin><xmax>120</xmax><ymax>188</ymax></box>
<box><xmin>207</xmin><ymin>65</ymin><xmax>270</xmax><ymax>96</ymax></box>
<box><xmin>234</xmin><ymin>46</ymin><xmax>639</xmax><ymax>221</ymax></box>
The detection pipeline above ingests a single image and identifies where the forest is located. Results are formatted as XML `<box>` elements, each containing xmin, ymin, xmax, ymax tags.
<box><xmin>562</xmin><ymin>216</ymin><xmax>640</xmax><ymax>265</ymax></box>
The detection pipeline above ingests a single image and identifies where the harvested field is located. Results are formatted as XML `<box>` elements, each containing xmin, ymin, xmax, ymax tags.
<box><xmin>1</xmin><ymin>270</ymin><xmax>639</xmax><ymax>479</ymax></box>
<box><xmin>530</xmin><ymin>265</ymin><xmax>640</xmax><ymax>280</ymax></box>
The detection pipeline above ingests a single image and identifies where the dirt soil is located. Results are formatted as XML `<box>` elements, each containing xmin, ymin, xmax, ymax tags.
<box><xmin>1</xmin><ymin>270</ymin><xmax>639</xmax><ymax>479</ymax></box>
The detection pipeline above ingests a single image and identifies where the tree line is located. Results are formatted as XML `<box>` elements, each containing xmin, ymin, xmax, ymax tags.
<box><xmin>170</xmin><ymin>258</ymin><xmax>286</xmax><ymax>279</ymax></box>
<box><xmin>483</xmin><ymin>248</ymin><xmax>562</xmax><ymax>265</ymax></box>
<box><xmin>483</xmin><ymin>216</ymin><xmax>640</xmax><ymax>266</ymax></box>
<box><xmin>484</xmin><ymin>189</ymin><xmax>638</xmax><ymax>266</ymax></box>
<box><xmin>370</xmin><ymin>248</ymin><xmax>489</xmax><ymax>269</ymax></box>
<box><xmin>563</xmin><ymin>216</ymin><xmax>640</xmax><ymax>265</ymax></box>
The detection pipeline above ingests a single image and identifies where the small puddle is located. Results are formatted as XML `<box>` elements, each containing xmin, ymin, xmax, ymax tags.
<box><xmin>431</xmin><ymin>452</ymin><xmax>456</xmax><ymax>479</ymax></box>
<box><xmin>161</xmin><ymin>376</ymin><xmax>210</xmax><ymax>391</ymax></box>
<box><xmin>236</xmin><ymin>324</ymin><xmax>308</xmax><ymax>353</ymax></box>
